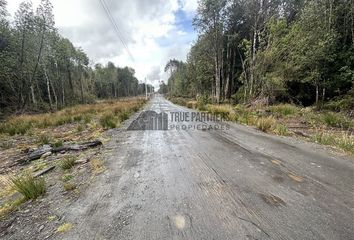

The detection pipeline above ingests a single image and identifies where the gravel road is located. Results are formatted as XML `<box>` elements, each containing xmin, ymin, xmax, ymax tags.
<box><xmin>58</xmin><ymin>95</ymin><xmax>354</xmax><ymax>240</ymax></box>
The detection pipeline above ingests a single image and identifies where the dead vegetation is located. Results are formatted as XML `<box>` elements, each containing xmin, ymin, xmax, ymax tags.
<box><xmin>0</xmin><ymin>97</ymin><xmax>145</xmax><ymax>235</ymax></box>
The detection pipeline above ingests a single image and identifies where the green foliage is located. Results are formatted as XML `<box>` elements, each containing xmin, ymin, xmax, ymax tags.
<box><xmin>61</xmin><ymin>174</ymin><xmax>74</xmax><ymax>182</ymax></box>
<box><xmin>164</xmin><ymin>0</ymin><xmax>353</xmax><ymax>108</ymax></box>
<box><xmin>38</xmin><ymin>134</ymin><xmax>52</xmax><ymax>145</ymax></box>
<box><xmin>197</xmin><ymin>95</ymin><xmax>209</xmax><ymax>111</ymax></box>
<box><xmin>118</xmin><ymin>111</ymin><xmax>131</xmax><ymax>122</ymax></box>
<box><xmin>312</xmin><ymin>132</ymin><xmax>354</xmax><ymax>155</ymax></box>
<box><xmin>273</xmin><ymin>124</ymin><xmax>290</xmax><ymax>136</ymax></box>
<box><xmin>269</xmin><ymin>104</ymin><xmax>299</xmax><ymax>117</ymax></box>
<box><xmin>0</xmin><ymin>121</ymin><xmax>32</xmax><ymax>135</ymax></box>
<box><xmin>11</xmin><ymin>174</ymin><xmax>46</xmax><ymax>200</ymax></box>
<box><xmin>321</xmin><ymin>112</ymin><xmax>352</xmax><ymax>129</ymax></box>
<box><xmin>53</xmin><ymin>139</ymin><xmax>63</xmax><ymax>148</ymax></box>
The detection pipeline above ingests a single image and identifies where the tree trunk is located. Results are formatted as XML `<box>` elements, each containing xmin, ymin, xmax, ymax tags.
<box><xmin>30</xmin><ymin>84</ymin><xmax>36</xmax><ymax>105</ymax></box>
<box><xmin>30</xmin><ymin>18</ymin><xmax>46</xmax><ymax>107</ymax></box>
<box><xmin>315</xmin><ymin>84</ymin><xmax>319</xmax><ymax>105</ymax></box>
<box><xmin>224</xmin><ymin>42</ymin><xmax>231</xmax><ymax>100</ymax></box>
<box><xmin>215</xmin><ymin>54</ymin><xmax>221</xmax><ymax>104</ymax></box>
<box><xmin>250</xmin><ymin>24</ymin><xmax>257</xmax><ymax>97</ymax></box>
<box><xmin>61</xmin><ymin>77</ymin><xmax>65</xmax><ymax>106</ymax></box>
<box><xmin>43</xmin><ymin>65</ymin><xmax>52</xmax><ymax>110</ymax></box>
<box><xmin>80</xmin><ymin>70</ymin><xmax>84</xmax><ymax>104</ymax></box>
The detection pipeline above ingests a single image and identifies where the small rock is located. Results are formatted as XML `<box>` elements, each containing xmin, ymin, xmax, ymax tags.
<box><xmin>41</xmin><ymin>152</ymin><xmax>52</xmax><ymax>159</ymax></box>
<box><xmin>38</xmin><ymin>225</ymin><xmax>45</xmax><ymax>232</ymax></box>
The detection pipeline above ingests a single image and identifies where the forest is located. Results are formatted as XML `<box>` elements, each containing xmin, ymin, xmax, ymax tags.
<box><xmin>162</xmin><ymin>0</ymin><xmax>354</xmax><ymax>110</ymax></box>
<box><xmin>0</xmin><ymin>0</ymin><xmax>152</xmax><ymax>114</ymax></box>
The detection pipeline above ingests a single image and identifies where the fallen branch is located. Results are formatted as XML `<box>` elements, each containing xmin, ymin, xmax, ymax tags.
<box><xmin>33</xmin><ymin>166</ymin><xmax>55</xmax><ymax>177</ymax></box>
<box><xmin>52</xmin><ymin>140</ymin><xmax>102</xmax><ymax>153</ymax></box>
<box><xmin>20</xmin><ymin>140</ymin><xmax>103</xmax><ymax>164</ymax></box>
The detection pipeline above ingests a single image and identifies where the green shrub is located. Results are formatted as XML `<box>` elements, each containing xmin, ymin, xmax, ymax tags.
<box><xmin>59</xmin><ymin>156</ymin><xmax>76</xmax><ymax>170</ymax></box>
<box><xmin>118</xmin><ymin>111</ymin><xmax>130</xmax><ymax>122</ymax></box>
<box><xmin>83</xmin><ymin>114</ymin><xmax>92</xmax><ymax>124</ymax></box>
<box><xmin>321</xmin><ymin>112</ymin><xmax>352</xmax><ymax>129</ymax></box>
<box><xmin>73</xmin><ymin>115</ymin><xmax>83</xmax><ymax>122</ymax></box>
<box><xmin>53</xmin><ymin>140</ymin><xmax>64</xmax><ymax>148</ymax></box>
<box><xmin>11</xmin><ymin>174</ymin><xmax>46</xmax><ymax>200</ymax></box>
<box><xmin>269</xmin><ymin>104</ymin><xmax>299</xmax><ymax>117</ymax></box>
<box><xmin>312</xmin><ymin>132</ymin><xmax>354</xmax><ymax>155</ymax></box>
<box><xmin>197</xmin><ymin>95</ymin><xmax>209</xmax><ymax>111</ymax></box>
<box><xmin>53</xmin><ymin>115</ymin><xmax>73</xmax><ymax>126</ymax></box>
<box><xmin>273</xmin><ymin>124</ymin><xmax>290</xmax><ymax>136</ymax></box>
<box><xmin>38</xmin><ymin>134</ymin><xmax>52</xmax><ymax>145</ymax></box>
<box><xmin>99</xmin><ymin>114</ymin><xmax>117</xmax><ymax>129</ymax></box>
<box><xmin>0</xmin><ymin>121</ymin><xmax>32</xmax><ymax>136</ymax></box>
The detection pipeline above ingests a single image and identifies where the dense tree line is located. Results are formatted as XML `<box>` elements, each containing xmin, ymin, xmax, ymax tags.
<box><xmin>164</xmin><ymin>0</ymin><xmax>354</xmax><ymax>107</ymax></box>
<box><xmin>0</xmin><ymin>0</ymin><xmax>150</xmax><ymax>113</ymax></box>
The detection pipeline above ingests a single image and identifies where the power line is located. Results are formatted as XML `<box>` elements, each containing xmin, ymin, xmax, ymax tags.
<box><xmin>98</xmin><ymin>0</ymin><xmax>135</xmax><ymax>62</ymax></box>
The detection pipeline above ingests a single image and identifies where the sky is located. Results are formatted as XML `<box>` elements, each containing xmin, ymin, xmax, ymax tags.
<box><xmin>6</xmin><ymin>0</ymin><xmax>198</xmax><ymax>88</ymax></box>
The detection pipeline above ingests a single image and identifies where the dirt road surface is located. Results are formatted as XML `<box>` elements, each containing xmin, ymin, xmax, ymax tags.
<box><xmin>58</xmin><ymin>95</ymin><xmax>354</xmax><ymax>240</ymax></box>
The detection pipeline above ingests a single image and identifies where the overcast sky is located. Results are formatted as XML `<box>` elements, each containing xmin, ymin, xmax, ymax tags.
<box><xmin>7</xmin><ymin>0</ymin><xmax>198</xmax><ymax>88</ymax></box>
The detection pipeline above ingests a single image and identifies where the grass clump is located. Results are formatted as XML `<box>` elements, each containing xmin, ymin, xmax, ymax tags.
<box><xmin>321</xmin><ymin>112</ymin><xmax>352</xmax><ymax>129</ymax></box>
<box><xmin>118</xmin><ymin>110</ymin><xmax>131</xmax><ymax>122</ymax></box>
<box><xmin>0</xmin><ymin>120</ymin><xmax>32</xmax><ymax>136</ymax></box>
<box><xmin>61</xmin><ymin>174</ymin><xmax>74</xmax><ymax>182</ymax></box>
<box><xmin>63</xmin><ymin>182</ymin><xmax>76</xmax><ymax>191</ymax></box>
<box><xmin>312</xmin><ymin>131</ymin><xmax>354</xmax><ymax>154</ymax></box>
<box><xmin>59</xmin><ymin>156</ymin><xmax>76</xmax><ymax>170</ymax></box>
<box><xmin>269</xmin><ymin>104</ymin><xmax>299</xmax><ymax>117</ymax></box>
<box><xmin>0</xmin><ymin>198</ymin><xmax>25</xmax><ymax>218</ymax></box>
<box><xmin>52</xmin><ymin>140</ymin><xmax>64</xmax><ymax>148</ymax></box>
<box><xmin>99</xmin><ymin>113</ymin><xmax>117</xmax><ymax>129</ymax></box>
<box><xmin>56</xmin><ymin>223</ymin><xmax>73</xmax><ymax>233</ymax></box>
<box><xmin>77</xmin><ymin>124</ymin><xmax>85</xmax><ymax>132</ymax></box>
<box><xmin>11</xmin><ymin>173</ymin><xmax>46</xmax><ymax>200</ymax></box>
<box><xmin>273</xmin><ymin>124</ymin><xmax>290</xmax><ymax>136</ymax></box>
<box><xmin>186</xmin><ymin>101</ymin><xmax>197</xmax><ymax>109</ymax></box>
<box><xmin>207</xmin><ymin>105</ymin><xmax>234</xmax><ymax>120</ymax></box>
<box><xmin>38</xmin><ymin>134</ymin><xmax>52</xmax><ymax>145</ymax></box>
<box><xmin>90</xmin><ymin>159</ymin><xmax>105</xmax><ymax>174</ymax></box>
<box><xmin>196</xmin><ymin>95</ymin><xmax>209</xmax><ymax>111</ymax></box>
<box><xmin>257</xmin><ymin>117</ymin><xmax>276</xmax><ymax>132</ymax></box>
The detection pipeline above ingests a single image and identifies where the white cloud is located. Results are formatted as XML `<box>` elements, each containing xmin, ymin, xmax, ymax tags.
<box><xmin>6</xmin><ymin>0</ymin><xmax>198</xmax><ymax>89</ymax></box>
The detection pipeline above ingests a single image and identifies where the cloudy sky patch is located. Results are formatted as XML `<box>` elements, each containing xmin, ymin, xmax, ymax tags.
<box><xmin>7</xmin><ymin>0</ymin><xmax>198</xmax><ymax>87</ymax></box>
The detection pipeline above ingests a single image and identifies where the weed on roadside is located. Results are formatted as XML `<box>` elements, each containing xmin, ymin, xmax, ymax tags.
<box><xmin>59</xmin><ymin>156</ymin><xmax>76</xmax><ymax>170</ymax></box>
<box><xmin>11</xmin><ymin>173</ymin><xmax>46</xmax><ymax>200</ymax></box>
<box><xmin>257</xmin><ymin>117</ymin><xmax>276</xmax><ymax>132</ymax></box>
<box><xmin>56</xmin><ymin>223</ymin><xmax>73</xmax><ymax>233</ymax></box>
<box><xmin>99</xmin><ymin>114</ymin><xmax>117</xmax><ymax>129</ymax></box>
<box><xmin>90</xmin><ymin>159</ymin><xmax>105</xmax><ymax>174</ymax></box>
<box><xmin>63</xmin><ymin>182</ymin><xmax>76</xmax><ymax>191</ymax></box>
